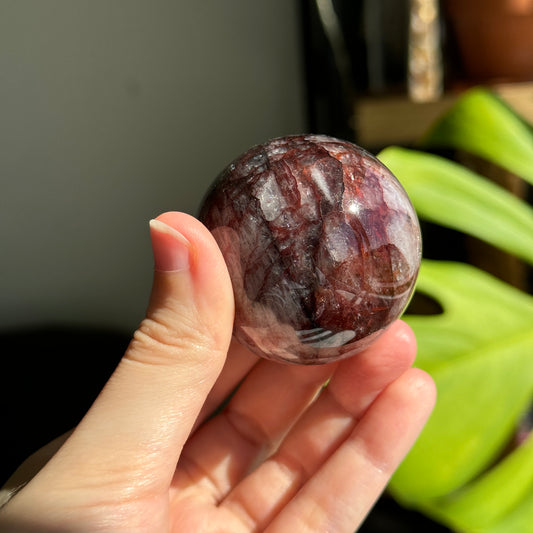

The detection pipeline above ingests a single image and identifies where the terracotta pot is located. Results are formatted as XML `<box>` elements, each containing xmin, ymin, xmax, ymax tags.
<box><xmin>444</xmin><ymin>0</ymin><xmax>533</xmax><ymax>82</ymax></box>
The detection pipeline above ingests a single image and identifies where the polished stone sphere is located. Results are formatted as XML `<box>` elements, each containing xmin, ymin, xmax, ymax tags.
<box><xmin>200</xmin><ymin>135</ymin><xmax>421</xmax><ymax>364</ymax></box>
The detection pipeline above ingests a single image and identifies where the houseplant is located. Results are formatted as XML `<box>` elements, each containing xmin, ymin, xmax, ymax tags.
<box><xmin>375</xmin><ymin>87</ymin><xmax>533</xmax><ymax>532</ymax></box>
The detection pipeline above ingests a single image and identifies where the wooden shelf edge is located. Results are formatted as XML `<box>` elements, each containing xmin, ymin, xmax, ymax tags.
<box><xmin>354</xmin><ymin>82</ymin><xmax>533</xmax><ymax>149</ymax></box>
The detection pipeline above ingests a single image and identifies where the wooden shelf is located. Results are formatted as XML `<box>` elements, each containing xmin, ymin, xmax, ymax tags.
<box><xmin>354</xmin><ymin>82</ymin><xmax>533</xmax><ymax>148</ymax></box>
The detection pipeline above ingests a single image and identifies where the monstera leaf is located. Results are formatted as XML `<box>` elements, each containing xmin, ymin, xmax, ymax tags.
<box><xmin>420</xmin><ymin>87</ymin><xmax>533</xmax><ymax>187</ymax></box>
<box><xmin>376</xmin><ymin>89</ymin><xmax>533</xmax><ymax>533</ymax></box>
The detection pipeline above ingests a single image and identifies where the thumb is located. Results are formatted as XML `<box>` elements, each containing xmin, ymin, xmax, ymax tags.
<box><xmin>26</xmin><ymin>212</ymin><xmax>235</xmax><ymax>493</ymax></box>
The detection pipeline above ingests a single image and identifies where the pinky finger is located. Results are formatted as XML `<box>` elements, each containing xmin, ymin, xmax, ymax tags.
<box><xmin>266</xmin><ymin>368</ymin><xmax>436</xmax><ymax>533</ymax></box>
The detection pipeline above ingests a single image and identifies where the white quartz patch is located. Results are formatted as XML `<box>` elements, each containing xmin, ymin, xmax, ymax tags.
<box><xmin>310</xmin><ymin>165</ymin><xmax>334</xmax><ymax>204</ymax></box>
<box><xmin>256</xmin><ymin>173</ymin><xmax>286</xmax><ymax>221</ymax></box>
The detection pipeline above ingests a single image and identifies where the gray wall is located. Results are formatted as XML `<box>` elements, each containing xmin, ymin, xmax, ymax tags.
<box><xmin>0</xmin><ymin>1</ymin><xmax>306</xmax><ymax>333</ymax></box>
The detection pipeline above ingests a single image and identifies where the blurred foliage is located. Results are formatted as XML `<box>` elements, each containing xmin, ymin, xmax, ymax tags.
<box><xmin>377</xmin><ymin>88</ymin><xmax>533</xmax><ymax>533</ymax></box>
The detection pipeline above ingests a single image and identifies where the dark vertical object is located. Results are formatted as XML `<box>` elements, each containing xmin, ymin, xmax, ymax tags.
<box><xmin>300</xmin><ymin>0</ymin><xmax>356</xmax><ymax>140</ymax></box>
<box><xmin>300</xmin><ymin>1</ymin><xmax>411</xmax><ymax>142</ymax></box>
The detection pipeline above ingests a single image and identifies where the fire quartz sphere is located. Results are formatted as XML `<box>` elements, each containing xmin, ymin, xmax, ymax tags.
<box><xmin>199</xmin><ymin>134</ymin><xmax>421</xmax><ymax>364</ymax></box>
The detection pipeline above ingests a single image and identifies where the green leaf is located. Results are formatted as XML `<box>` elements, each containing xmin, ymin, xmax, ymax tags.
<box><xmin>406</xmin><ymin>261</ymin><xmax>533</xmax><ymax>372</ymax></box>
<box><xmin>389</xmin><ymin>261</ymin><xmax>533</xmax><ymax>502</ymax></box>
<box><xmin>376</xmin><ymin>85</ymin><xmax>533</xmax><ymax>533</ymax></box>
<box><xmin>482</xmin><ymin>489</ymin><xmax>533</xmax><ymax>533</ymax></box>
<box><xmin>420</xmin><ymin>433</ymin><xmax>533</xmax><ymax>532</ymax></box>
<box><xmin>378</xmin><ymin>147</ymin><xmax>533</xmax><ymax>266</ymax></box>
<box><xmin>420</xmin><ymin>87</ymin><xmax>533</xmax><ymax>186</ymax></box>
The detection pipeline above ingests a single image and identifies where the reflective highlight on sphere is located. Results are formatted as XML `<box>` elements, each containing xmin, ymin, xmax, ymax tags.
<box><xmin>200</xmin><ymin>135</ymin><xmax>421</xmax><ymax>364</ymax></box>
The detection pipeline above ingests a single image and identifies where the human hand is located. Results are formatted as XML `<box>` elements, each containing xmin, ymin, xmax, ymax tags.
<box><xmin>0</xmin><ymin>212</ymin><xmax>436</xmax><ymax>533</ymax></box>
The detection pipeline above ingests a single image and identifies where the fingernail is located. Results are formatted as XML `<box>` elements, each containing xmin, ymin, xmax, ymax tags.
<box><xmin>149</xmin><ymin>219</ymin><xmax>191</xmax><ymax>272</ymax></box>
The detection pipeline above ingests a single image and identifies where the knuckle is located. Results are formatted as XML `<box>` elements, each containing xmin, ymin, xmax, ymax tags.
<box><xmin>127</xmin><ymin>310</ymin><xmax>218</xmax><ymax>366</ymax></box>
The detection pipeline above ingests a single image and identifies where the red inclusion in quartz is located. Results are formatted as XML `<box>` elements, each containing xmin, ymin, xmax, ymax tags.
<box><xmin>199</xmin><ymin>135</ymin><xmax>421</xmax><ymax>364</ymax></box>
